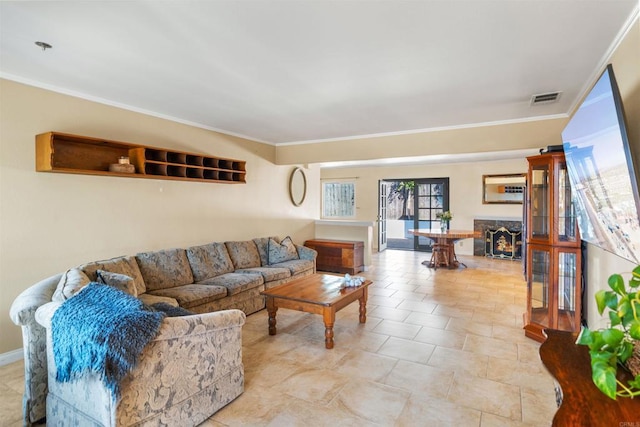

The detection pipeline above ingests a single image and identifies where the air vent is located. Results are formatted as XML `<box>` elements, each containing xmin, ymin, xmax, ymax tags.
<box><xmin>530</xmin><ymin>91</ymin><xmax>562</xmax><ymax>106</ymax></box>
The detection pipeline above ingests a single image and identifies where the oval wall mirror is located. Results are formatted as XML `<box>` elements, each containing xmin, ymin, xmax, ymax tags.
<box><xmin>289</xmin><ymin>167</ymin><xmax>307</xmax><ymax>206</ymax></box>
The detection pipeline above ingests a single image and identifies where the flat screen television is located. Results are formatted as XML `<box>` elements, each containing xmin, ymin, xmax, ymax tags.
<box><xmin>562</xmin><ymin>64</ymin><xmax>640</xmax><ymax>263</ymax></box>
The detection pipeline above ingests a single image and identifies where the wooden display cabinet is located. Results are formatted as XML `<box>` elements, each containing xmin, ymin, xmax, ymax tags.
<box><xmin>35</xmin><ymin>132</ymin><xmax>246</xmax><ymax>184</ymax></box>
<box><xmin>524</xmin><ymin>151</ymin><xmax>582</xmax><ymax>342</ymax></box>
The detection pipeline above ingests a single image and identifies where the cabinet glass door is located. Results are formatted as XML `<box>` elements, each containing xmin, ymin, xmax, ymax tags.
<box><xmin>531</xmin><ymin>165</ymin><xmax>549</xmax><ymax>239</ymax></box>
<box><xmin>557</xmin><ymin>250</ymin><xmax>578</xmax><ymax>331</ymax></box>
<box><xmin>530</xmin><ymin>248</ymin><xmax>550</xmax><ymax>327</ymax></box>
<box><xmin>558</xmin><ymin>162</ymin><xmax>578</xmax><ymax>242</ymax></box>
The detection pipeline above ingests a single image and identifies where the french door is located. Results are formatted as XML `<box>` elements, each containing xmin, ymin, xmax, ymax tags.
<box><xmin>415</xmin><ymin>178</ymin><xmax>450</xmax><ymax>251</ymax></box>
<box><xmin>378</xmin><ymin>178</ymin><xmax>449</xmax><ymax>251</ymax></box>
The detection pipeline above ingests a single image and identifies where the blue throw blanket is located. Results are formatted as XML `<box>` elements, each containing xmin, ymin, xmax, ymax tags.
<box><xmin>52</xmin><ymin>282</ymin><xmax>165</xmax><ymax>398</ymax></box>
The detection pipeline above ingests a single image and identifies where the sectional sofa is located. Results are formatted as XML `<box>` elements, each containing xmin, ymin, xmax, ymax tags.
<box><xmin>10</xmin><ymin>236</ymin><xmax>317</xmax><ymax>426</ymax></box>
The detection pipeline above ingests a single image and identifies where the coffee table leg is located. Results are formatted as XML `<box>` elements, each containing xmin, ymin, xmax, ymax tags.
<box><xmin>323</xmin><ymin>308</ymin><xmax>335</xmax><ymax>349</ymax></box>
<box><xmin>266</xmin><ymin>297</ymin><xmax>277</xmax><ymax>335</ymax></box>
<box><xmin>359</xmin><ymin>294</ymin><xmax>367</xmax><ymax>323</ymax></box>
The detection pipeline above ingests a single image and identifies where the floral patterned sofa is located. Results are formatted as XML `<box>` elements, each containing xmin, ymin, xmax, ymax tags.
<box><xmin>10</xmin><ymin>236</ymin><xmax>316</xmax><ymax>426</ymax></box>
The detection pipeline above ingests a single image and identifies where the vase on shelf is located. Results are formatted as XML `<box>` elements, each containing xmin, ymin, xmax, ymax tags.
<box><xmin>440</xmin><ymin>221</ymin><xmax>448</xmax><ymax>232</ymax></box>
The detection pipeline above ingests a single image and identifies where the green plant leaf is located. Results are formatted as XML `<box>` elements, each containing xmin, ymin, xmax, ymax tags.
<box><xmin>629</xmin><ymin>321</ymin><xmax>640</xmax><ymax>340</ymax></box>
<box><xmin>619</xmin><ymin>341</ymin><xmax>633</xmax><ymax>362</ymax></box>
<box><xmin>605</xmin><ymin>291</ymin><xmax>619</xmax><ymax>311</ymax></box>
<box><xmin>630</xmin><ymin>266</ymin><xmax>640</xmax><ymax>287</ymax></box>
<box><xmin>586</xmin><ymin>330</ymin><xmax>606</xmax><ymax>351</ymax></box>
<box><xmin>609</xmin><ymin>310</ymin><xmax>621</xmax><ymax>326</ymax></box>
<box><xmin>619</xmin><ymin>299</ymin><xmax>634</xmax><ymax>326</ymax></box>
<box><xmin>589</xmin><ymin>348</ymin><xmax>618</xmax><ymax>368</ymax></box>
<box><xmin>591</xmin><ymin>361</ymin><xmax>618</xmax><ymax>399</ymax></box>
<box><xmin>595</xmin><ymin>290</ymin><xmax>609</xmax><ymax>315</ymax></box>
<box><xmin>601</xmin><ymin>328</ymin><xmax>625</xmax><ymax>347</ymax></box>
<box><xmin>609</xmin><ymin>274</ymin><xmax>626</xmax><ymax>295</ymax></box>
<box><xmin>576</xmin><ymin>327</ymin><xmax>594</xmax><ymax>345</ymax></box>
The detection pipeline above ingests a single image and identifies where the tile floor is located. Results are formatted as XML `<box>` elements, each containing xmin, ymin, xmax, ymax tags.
<box><xmin>0</xmin><ymin>250</ymin><xmax>558</xmax><ymax>426</ymax></box>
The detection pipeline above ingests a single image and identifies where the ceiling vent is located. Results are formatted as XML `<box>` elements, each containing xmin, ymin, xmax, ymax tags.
<box><xmin>530</xmin><ymin>91</ymin><xmax>562</xmax><ymax>106</ymax></box>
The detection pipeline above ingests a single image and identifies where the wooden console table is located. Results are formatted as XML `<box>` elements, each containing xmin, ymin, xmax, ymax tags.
<box><xmin>304</xmin><ymin>239</ymin><xmax>364</xmax><ymax>274</ymax></box>
<box><xmin>539</xmin><ymin>329</ymin><xmax>640</xmax><ymax>426</ymax></box>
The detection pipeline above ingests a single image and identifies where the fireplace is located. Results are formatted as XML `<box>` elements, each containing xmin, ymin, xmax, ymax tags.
<box><xmin>485</xmin><ymin>227</ymin><xmax>522</xmax><ymax>260</ymax></box>
<box><xmin>473</xmin><ymin>218</ymin><xmax>523</xmax><ymax>258</ymax></box>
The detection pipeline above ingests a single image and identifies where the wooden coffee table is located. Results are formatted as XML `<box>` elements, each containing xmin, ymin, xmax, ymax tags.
<box><xmin>260</xmin><ymin>273</ymin><xmax>372</xmax><ymax>349</ymax></box>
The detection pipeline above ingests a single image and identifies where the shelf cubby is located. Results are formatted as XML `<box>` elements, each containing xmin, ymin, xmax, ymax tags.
<box><xmin>167</xmin><ymin>165</ymin><xmax>187</xmax><ymax>177</ymax></box>
<box><xmin>203</xmin><ymin>170</ymin><xmax>219</xmax><ymax>180</ymax></box>
<box><xmin>186</xmin><ymin>155</ymin><xmax>204</xmax><ymax>166</ymax></box>
<box><xmin>145</xmin><ymin>163</ymin><xmax>168</xmax><ymax>176</ymax></box>
<box><xmin>186</xmin><ymin>168</ymin><xmax>204</xmax><ymax>179</ymax></box>
<box><xmin>203</xmin><ymin>158</ymin><xmax>219</xmax><ymax>168</ymax></box>
<box><xmin>145</xmin><ymin>149</ymin><xmax>167</xmax><ymax>162</ymax></box>
<box><xmin>36</xmin><ymin>132</ymin><xmax>247</xmax><ymax>184</ymax></box>
<box><xmin>167</xmin><ymin>152</ymin><xmax>187</xmax><ymax>164</ymax></box>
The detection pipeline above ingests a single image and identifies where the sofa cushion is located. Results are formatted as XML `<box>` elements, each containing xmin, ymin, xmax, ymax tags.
<box><xmin>52</xmin><ymin>268</ymin><xmax>91</xmax><ymax>302</ymax></box>
<box><xmin>270</xmin><ymin>259</ymin><xmax>315</xmax><ymax>275</ymax></box>
<box><xmin>96</xmin><ymin>270</ymin><xmax>137</xmax><ymax>297</ymax></box>
<box><xmin>225</xmin><ymin>241</ymin><xmax>261</xmax><ymax>269</ymax></box>
<box><xmin>146</xmin><ymin>284</ymin><xmax>227</xmax><ymax>309</ymax></box>
<box><xmin>235</xmin><ymin>267</ymin><xmax>291</xmax><ymax>282</ymax></box>
<box><xmin>137</xmin><ymin>293</ymin><xmax>179</xmax><ymax>307</ymax></box>
<box><xmin>80</xmin><ymin>256</ymin><xmax>146</xmax><ymax>295</ymax></box>
<box><xmin>136</xmin><ymin>248</ymin><xmax>194</xmax><ymax>291</ymax></box>
<box><xmin>253</xmin><ymin>236</ymin><xmax>279</xmax><ymax>266</ymax></box>
<box><xmin>268</xmin><ymin>236</ymin><xmax>299</xmax><ymax>265</ymax></box>
<box><xmin>186</xmin><ymin>242</ymin><xmax>235</xmax><ymax>282</ymax></box>
<box><xmin>197</xmin><ymin>272</ymin><xmax>263</xmax><ymax>296</ymax></box>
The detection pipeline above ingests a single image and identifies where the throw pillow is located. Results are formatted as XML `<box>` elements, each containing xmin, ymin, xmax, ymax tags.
<box><xmin>268</xmin><ymin>236</ymin><xmax>299</xmax><ymax>265</ymax></box>
<box><xmin>135</xmin><ymin>249</ymin><xmax>194</xmax><ymax>291</ymax></box>
<box><xmin>96</xmin><ymin>270</ymin><xmax>138</xmax><ymax>297</ymax></box>
<box><xmin>52</xmin><ymin>268</ymin><xmax>91</xmax><ymax>302</ymax></box>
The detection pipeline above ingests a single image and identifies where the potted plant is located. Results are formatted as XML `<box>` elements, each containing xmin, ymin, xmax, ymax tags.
<box><xmin>576</xmin><ymin>266</ymin><xmax>640</xmax><ymax>399</ymax></box>
<box><xmin>436</xmin><ymin>211</ymin><xmax>453</xmax><ymax>232</ymax></box>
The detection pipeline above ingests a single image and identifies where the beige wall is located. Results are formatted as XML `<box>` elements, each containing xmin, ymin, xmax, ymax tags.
<box><xmin>0</xmin><ymin>80</ymin><xmax>319</xmax><ymax>354</ymax></box>
<box><xmin>277</xmin><ymin>117</ymin><xmax>566</xmax><ymax>165</ymax></box>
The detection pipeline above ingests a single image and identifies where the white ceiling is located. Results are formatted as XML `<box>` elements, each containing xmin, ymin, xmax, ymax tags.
<box><xmin>1</xmin><ymin>1</ymin><xmax>638</xmax><ymax>146</ymax></box>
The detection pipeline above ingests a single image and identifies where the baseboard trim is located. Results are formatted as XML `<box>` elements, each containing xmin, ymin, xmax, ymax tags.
<box><xmin>0</xmin><ymin>349</ymin><xmax>23</xmax><ymax>366</ymax></box>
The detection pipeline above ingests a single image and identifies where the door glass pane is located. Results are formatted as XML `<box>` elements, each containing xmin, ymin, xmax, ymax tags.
<box><xmin>558</xmin><ymin>162</ymin><xmax>578</xmax><ymax>242</ymax></box>
<box><xmin>558</xmin><ymin>251</ymin><xmax>577</xmax><ymax>331</ymax></box>
<box><xmin>415</xmin><ymin>179</ymin><xmax>448</xmax><ymax>250</ymax></box>
<box><xmin>531</xmin><ymin>166</ymin><xmax>549</xmax><ymax>238</ymax></box>
<box><xmin>417</xmin><ymin>183</ymin><xmax>444</xmax><ymax>225</ymax></box>
<box><xmin>531</xmin><ymin>249</ymin><xmax>550</xmax><ymax>327</ymax></box>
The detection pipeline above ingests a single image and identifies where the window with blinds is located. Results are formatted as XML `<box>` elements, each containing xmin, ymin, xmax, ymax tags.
<box><xmin>322</xmin><ymin>181</ymin><xmax>356</xmax><ymax>218</ymax></box>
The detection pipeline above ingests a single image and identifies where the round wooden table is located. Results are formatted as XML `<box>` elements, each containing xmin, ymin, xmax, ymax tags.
<box><xmin>409</xmin><ymin>229</ymin><xmax>482</xmax><ymax>269</ymax></box>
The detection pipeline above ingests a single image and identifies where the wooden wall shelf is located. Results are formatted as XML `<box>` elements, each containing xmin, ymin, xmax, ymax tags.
<box><xmin>35</xmin><ymin>132</ymin><xmax>246</xmax><ymax>184</ymax></box>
